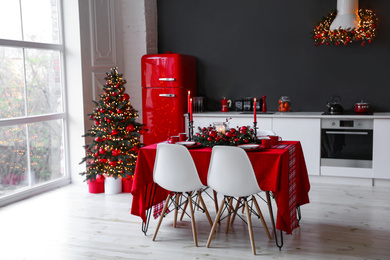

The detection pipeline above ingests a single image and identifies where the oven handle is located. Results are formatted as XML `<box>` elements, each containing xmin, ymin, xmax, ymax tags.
<box><xmin>325</xmin><ymin>131</ymin><xmax>369</xmax><ymax>135</ymax></box>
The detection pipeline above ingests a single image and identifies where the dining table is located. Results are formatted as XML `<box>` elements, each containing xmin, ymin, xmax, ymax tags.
<box><xmin>130</xmin><ymin>140</ymin><xmax>310</xmax><ymax>241</ymax></box>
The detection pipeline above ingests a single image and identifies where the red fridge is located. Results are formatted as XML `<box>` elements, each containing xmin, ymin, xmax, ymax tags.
<box><xmin>141</xmin><ymin>53</ymin><xmax>197</xmax><ymax>145</ymax></box>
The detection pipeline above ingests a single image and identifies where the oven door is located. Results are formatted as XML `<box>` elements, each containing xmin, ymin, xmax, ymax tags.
<box><xmin>321</xmin><ymin>129</ymin><xmax>373</xmax><ymax>168</ymax></box>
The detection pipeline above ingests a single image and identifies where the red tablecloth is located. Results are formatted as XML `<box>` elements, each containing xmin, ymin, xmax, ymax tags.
<box><xmin>131</xmin><ymin>141</ymin><xmax>310</xmax><ymax>234</ymax></box>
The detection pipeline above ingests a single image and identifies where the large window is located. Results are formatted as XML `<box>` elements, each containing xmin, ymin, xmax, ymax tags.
<box><xmin>0</xmin><ymin>0</ymin><xmax>68</xmax><ymax>200</ymax></box>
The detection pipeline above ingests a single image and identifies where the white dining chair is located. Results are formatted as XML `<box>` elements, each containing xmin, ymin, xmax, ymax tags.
<box><xmin>152</xmin><ymin>143</ymin><xmax>212</xmax><ymax>246</ymax></box>
<box><xmin>206</xmin><ymin>146</ymin><xmax>271</xmax><ymax>255</ymax></box>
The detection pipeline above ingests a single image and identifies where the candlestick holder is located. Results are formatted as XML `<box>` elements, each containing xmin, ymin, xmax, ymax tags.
<box><xmin>188</xmin><ymin>113</ymin><xmax>194</xmax><ymax>141</ymax></box>
<box><xmin>253</xmin><ymin>121</ymin><xmax>258</xmax><ymax>139</ymax></box>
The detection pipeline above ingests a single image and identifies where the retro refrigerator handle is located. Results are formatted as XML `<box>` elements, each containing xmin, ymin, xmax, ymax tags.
<box><xmin>159</xmin><ymin>94</ymin><xmax>176</xmax><ymax>97</ymax></box>
<box><xmin>159</xmin><ymin>78</ymin><xmax>175</xmax><ymax>81</ymax></box>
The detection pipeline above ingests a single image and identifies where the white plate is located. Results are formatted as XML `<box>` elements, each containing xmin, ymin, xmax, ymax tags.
<box><xmin>237</xmin><ymin>144</ymin><xmax>260</xmax><ymax>150</ymax></box>
<box><xmin>176</xmin><ymin>141</ymin><xmax>196</xmax><ymax>146</ymax></box>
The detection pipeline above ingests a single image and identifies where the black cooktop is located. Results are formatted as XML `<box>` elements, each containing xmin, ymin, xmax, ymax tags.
<box><xmin>321</xmin><ymin>111</ymin><xmax>373</xmax><ymax>115</ymax></box>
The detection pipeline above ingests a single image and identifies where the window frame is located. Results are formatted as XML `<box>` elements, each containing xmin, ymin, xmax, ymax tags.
<box><xmin>0</xmin><ymin>0</ymin><xmax>70</xmax><ymax>206</ymax></box>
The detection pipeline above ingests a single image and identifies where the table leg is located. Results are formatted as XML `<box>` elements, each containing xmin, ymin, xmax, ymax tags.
<box><xmin>266</xmin><ymin>191</ymin><xmax>283</xmax><ymax>250</ymax></box>
<box><xmin>142</xmin><ymin>183</ymin><xmax>157</xmax><ymax>235</ymax></box>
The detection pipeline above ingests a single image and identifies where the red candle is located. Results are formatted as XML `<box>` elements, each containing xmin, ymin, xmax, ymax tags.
<box><xmin>190</xmin><ymin>98</ymin><xmax>193</xmax><ymax>121</ymax></box>
<box><xmin>187</xmin><ymin>91</ymin><xmax>191</xmax><ymax>114</ymax></box>
<box><xmin>253</xmin><ymin>98</ymin><xmax>257</xmax><ymax>123</ymax></box>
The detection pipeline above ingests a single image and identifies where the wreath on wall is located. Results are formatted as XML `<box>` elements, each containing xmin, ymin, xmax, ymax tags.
<box><xmin>312</xmin><ymin>9</ymin><xmax>378</xmax><ymax>47</ymax></box>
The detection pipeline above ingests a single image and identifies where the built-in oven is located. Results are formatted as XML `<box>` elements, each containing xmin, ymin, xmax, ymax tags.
<box><xmin>321</xmin><ymin>118</ymin><xmax>373</xmax><ymax>169</ymax></box>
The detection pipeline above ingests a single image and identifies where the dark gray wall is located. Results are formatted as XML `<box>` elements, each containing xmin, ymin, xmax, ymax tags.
<box><xmin>157</xmin><ymin>0</ymin><xmax>390</xmax><ymax>112</ymax></box>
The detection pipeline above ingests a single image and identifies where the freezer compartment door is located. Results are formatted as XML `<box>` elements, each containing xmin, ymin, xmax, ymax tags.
<box><xmin>142</xmin><ymin>87</ymin><xmax>187</xmax><ymax>145</ymax></box>
<box><xmin>141</xmin><ymin>53</ymin><xmax>196</xmax><ymax>90</ymax></box>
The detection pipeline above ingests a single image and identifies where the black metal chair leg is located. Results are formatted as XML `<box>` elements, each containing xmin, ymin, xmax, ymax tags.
<box><xmin>142</xmin><ymin>183</ymin><xmax>157</xmax><ymax>235</ymax></box>
<box><xmin>266</xmin><ymin>191</ymin><xmax>283</xmax><ymax>250</ymax></box>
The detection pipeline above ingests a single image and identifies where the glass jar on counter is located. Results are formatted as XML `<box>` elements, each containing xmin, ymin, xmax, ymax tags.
<box><xmin>278</xmin><ymin>96</ymin><xmax>291</xmax><ymax>112</ymax></box>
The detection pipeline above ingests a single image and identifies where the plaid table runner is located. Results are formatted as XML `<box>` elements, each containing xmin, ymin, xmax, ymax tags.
<box><xmin>273</xmin><ymin>143</ymin><xmax>299</xmax><ymax>232</ymax></box>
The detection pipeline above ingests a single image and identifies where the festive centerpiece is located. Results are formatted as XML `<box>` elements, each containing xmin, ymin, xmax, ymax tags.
<box><xmin>193</xmin><ymin>125</ymin><xmax>256</xmax><ymax>147</ymax></box>
<box><xmin>79</xmin><ymin>67</ymin><xmax>147</xmax><ymax>186</ymax></box>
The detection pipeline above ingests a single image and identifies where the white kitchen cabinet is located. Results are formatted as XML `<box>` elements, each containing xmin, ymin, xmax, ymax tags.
<box><xmin>373</xmin><ymin>119</ymin><xmax>390</xmax><ymax>179</ymax></box>
<box><xmin>272</xmin><ymin>118</ymin><xmax>321</xmax><ymax>176</ymax></box>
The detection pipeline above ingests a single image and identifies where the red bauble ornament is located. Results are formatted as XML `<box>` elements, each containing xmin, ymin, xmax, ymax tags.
<box><xmin>112</xmin><ymin>149</ymin><xmax>121</xmax><ymax>157</ymax></box>
<box><xmin>207</xmin><ymin>137</ymin><xmax>213</xmax><ymax>141</ymax></box>
<box><xmin>94</xmin><ymin>120</ymin><xmax>100</xmax><ymax>126</ymax></box>
<box><xmin>100</xmin><ymin>108</ymin><xmax>105</xmax><ymax>113</ymax></box>
<box><xmin>126</xmin><ymin>125</ymin><xmax>135</xmax><ymax>132</ymax></box>
<box><xmin>99</xmin><ymin>158</ymin><xmax>107</xmax><ymax>163</ymax></box>
<box><xmin>94</xmin><ymin>152</ymin><xmax>99</xmax><ymax>157</ymax></box>
<box><xmin>234</xmin><ymin>138</ymin><xmax>239</xmax><ymax>142</ymax></box>
<box><xmin>95</xmin><ymin>137</ymin><xmax>101</xmax><ymax>142</ymax></box>
<box><xmin>244</xmin><ymin>139</ymin><xmax>249</xmax><ymax>143</ymax></box>
<box><xmin>123</xmin><ymin>93</ymin><xmax>130</xmax><ymax>101</ymax></box>
<box><xmin>109</xmin><ymin>161</ymin><xmax>117</xmax><ymax>167</ymax></box>
<box><xmin>132</xmin><ymin>146</ymin><xmax>139</xmax><ymax>153</ymax></box>
<box><xmin>99</xmin><ymin>148</ymin><xmax>106</xmax><ymax>155</ymax></box>
<box><xmin>117</xmin><ymin>109</ymin><xmax>123</xmax><ymax>114</ymax></box>
<box><xmin>225</xmin><ymin>131</ymin><xmax>232</xmax><ymax>138</ymax></box>
<box><xmin>112</xmin><ymin>129</ymin><xmax>119</xmax><ymax>135</ymax></box>
<box><xmin>105</xmin><ymin>97</ymin><xmax>110</xmax><ymax>102</ymax></box>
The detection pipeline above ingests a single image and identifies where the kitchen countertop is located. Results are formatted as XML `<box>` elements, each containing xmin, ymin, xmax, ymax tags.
<box><xmin>189</xmin><ymin>111</ymin><xmax>390</xmax><ymax>119</ymax></box>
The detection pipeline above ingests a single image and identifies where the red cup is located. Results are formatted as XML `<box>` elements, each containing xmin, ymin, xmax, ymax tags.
<box><xmin>168</xmin><ymin>136</ymin><xmax>180</xmax><ymax>144</ymax></box>
<box><xmin>268</xmin><ymin>135</ymin><xmax>282</xmax><ymax>145</ymax></box>
<box><xmin>179</xmin><ymin>133</ymin><xmax>187</xmax><ymax>141</ymax></box>
<box><xmin>261</xmin><ymin>138</ymin><xmax>272</xmax><ymax>149</ymax></box>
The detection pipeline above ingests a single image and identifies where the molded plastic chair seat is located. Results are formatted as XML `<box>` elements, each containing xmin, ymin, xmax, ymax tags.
<box><xmin>152</xmin><ymin>143</ymin><xmax>212</xmax><ymax>246</ymax></box>
<box><xmin>206</xmin><ymin>146</ymin><xmax>271</xmax><ymax>255</ymax></box>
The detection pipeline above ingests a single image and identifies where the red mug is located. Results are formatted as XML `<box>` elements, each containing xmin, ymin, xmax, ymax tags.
<box><xmin>168</xmin><ymin>136</ymin><xmax>179</xmax><ymax>144</ymax></box>
<box><xmin>179</xmin><ymin>133</ymin><xmax>187</xmax><ymax>141</ymax></box>
<box><xmin>268</xmin><ymin>135</ymin><xmax>282</xmax><ymax>145</ymax></box>
<box><xmin>261</xmin><ymin>138</ymin><xmax>272</xmax><ymax>149</ymax></box>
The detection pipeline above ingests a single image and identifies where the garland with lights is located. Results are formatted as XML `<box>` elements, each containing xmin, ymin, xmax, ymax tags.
<box><xmin>193</xmin><ymin>125</ymin><xmax>256</xmax><ymax>147</ymax></box>
<box><xmin>80</xmin><ymin>67</ymin><xmax>147</xmax><ymax>181</ymax></box>
<box><xmin>312</xmin><ymin>9</ymin><xmax>378</xmax><ymax>46</ymax></box>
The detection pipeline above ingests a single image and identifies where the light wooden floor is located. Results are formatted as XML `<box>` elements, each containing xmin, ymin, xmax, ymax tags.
<box><xmin>1</xmin><ymin>181</ymin><xmax>389</xmax><ymax>260</ymax></box>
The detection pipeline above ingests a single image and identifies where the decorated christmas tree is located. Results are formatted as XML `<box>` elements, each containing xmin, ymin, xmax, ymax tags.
<box><xmin>80</xmin><ymin>67</ymin><xmax>146</xmax><ymax>182</ymax></box>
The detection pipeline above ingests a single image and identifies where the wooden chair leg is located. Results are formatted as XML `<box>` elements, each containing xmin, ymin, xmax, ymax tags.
<box><xmin>207</xmin><ymin>197</ymin><xmax>225</xmax><ymax>248</ymax></box>
<box><xmin>225</xmin><ymin>197</ymin><xmax>233</xmax><ymax>234</ymax></box>
<box><xmin>244</xmin><ymin>199</ymin><xmax>256</xmax><ymax>255</ymax></box>
<box><xmin>231</xmin><ymin>197</ymin><xmax>242</xmax><ymax>226</ymax></box>
<box><xmin>152</xmin><ymin>194</ymin><xmax>172</xmax><ymax>241</ymax></box>
<box><xmin>252</xmin><ymin>195</ymin><xmax>271</xmax><ymax>239</ymax></box>
<box><xmin>213</xmin><ymin>190</ymin><xmax>219</xmax><ymax>213</ymax></box>
<box><xmin>188</xmin><ymin>192</ymin><xmax>198</xmax><ymax>247</ymax></box>
<box><xmin>197</xmin><ymin>190</ymin><xmax>213</xmax><ymax>227</ymax></box>
<box><xmin>173</xmin><ymin>193</ymin><xmax>181</xmax><ymax>228</ymax></box>
<box><xmin>180</xmin><ymin>199</ymin><xmax>189</xmax><ymax>221</ymax></box>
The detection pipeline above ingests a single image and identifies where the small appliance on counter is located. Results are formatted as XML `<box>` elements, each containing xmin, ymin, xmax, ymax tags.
<box><xmin>243</xmin><ymin>97</ymin><xmax>252</xmax><ymax>112</ymax></box>
<box><xmin>234</xmin><ymin>99</ymin><xmax>243</xmax><ymax>111</ymax></box>
<box><xmin>325</xmin><ymin>95</ymin><xmax>344</xmax><ymax>115</ymax></box>
<box><xmin>221</xmin><ymin>97</ymin><xmax>232</xmax><ymax>112</ymax></box>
